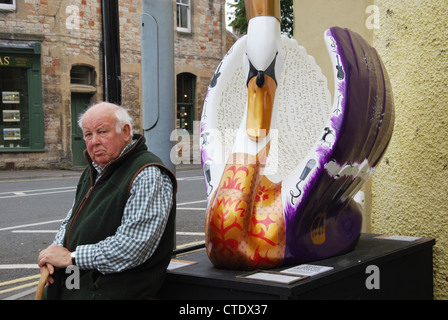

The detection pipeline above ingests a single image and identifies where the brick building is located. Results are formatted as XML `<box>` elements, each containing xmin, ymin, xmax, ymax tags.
<box><xmin>0</xmin><ymin>0</ymin><xmax>229</xmax><ymax>169</ymax></box>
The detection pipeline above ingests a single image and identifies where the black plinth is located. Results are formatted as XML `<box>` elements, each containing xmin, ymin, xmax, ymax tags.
<box><xmin>159</xmin><ymin>234</ymin><xmax>434</xmax><ymax>300</ymax></box>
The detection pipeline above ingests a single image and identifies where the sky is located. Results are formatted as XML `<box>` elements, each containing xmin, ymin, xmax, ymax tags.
<box><xmin>225</xmin><ymin>0</ymin><xmax>236</xmax><ymax>31</ymax></box>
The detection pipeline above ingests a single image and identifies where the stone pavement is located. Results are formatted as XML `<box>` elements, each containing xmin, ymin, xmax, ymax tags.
<box><xmin>0</xmin><ymin>163</ymin><xmax>202</xmax><ymax>181</ymax></box>
<box><xmin>0</xmin><ymin>168</ymin><xmax>82</xmax><ymax>181</ymax></box>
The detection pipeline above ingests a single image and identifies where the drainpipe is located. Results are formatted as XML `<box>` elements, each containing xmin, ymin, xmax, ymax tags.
<box><xmin>101</xmin><ymin>0</ymin><xmax>122</xmax><ymax>105</ymax></box>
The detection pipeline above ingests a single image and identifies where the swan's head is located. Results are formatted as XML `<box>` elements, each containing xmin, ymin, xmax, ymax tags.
<box><xmin>243</xmin><ymin>0</ymin><xmax>283</xmax><ymax>141</ymax></box>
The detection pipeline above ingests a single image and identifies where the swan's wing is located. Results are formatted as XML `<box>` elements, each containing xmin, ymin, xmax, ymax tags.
<box><xmin>322</xmin><ymin>27</ymin><xmax>395</xmax><ymax>203</ymax></box>
<box><xmin>283</xmin><ymin>26</ymin><xmax>394</xmax><ymax>230</ymax></box>
<box><xmin>200</xmin><ymin>37</ymin><xmax>248</xmax><ymax>202</ymax></box>
<box><xmin>326</xmin><ymin>27</ymin><xmax>394</xmax><ymax>167</ymax></box>
<box><xmin>265</xmin><ymin>36</ymin><xmax>333</xmax><ymax>181</ymax></box>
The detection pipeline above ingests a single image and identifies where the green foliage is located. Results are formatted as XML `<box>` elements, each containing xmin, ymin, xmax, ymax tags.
<box><xmin>228</xmin><ymin>0</ymin><xmax>293</xmax><ymax>37</ymax></box>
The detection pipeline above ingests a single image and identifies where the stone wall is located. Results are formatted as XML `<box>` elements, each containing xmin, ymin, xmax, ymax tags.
<box><xmin>371</xmin><ymin>0</ymin><xmax>448</xmax><ymax>300</ymax></box>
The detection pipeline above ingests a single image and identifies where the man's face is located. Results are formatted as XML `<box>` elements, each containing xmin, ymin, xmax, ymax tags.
<box><xmin>82</xmin><ymin>105</ymin><xmax>131</xmax><ymax>168</ymax></box>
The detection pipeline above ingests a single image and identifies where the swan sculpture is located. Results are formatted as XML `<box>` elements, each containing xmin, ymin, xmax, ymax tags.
<box><xmin>200</xmin><ymin>0</ymin><xmax>394</xmax><ymax>270</ymax></box>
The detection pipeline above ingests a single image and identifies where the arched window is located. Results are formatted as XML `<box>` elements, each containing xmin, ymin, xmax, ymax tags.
<box><xmin>70</xmin><ymin>65</ymin><xmax>94</xmax><ymax>86</ymax></box>
<box><xmin>176</xmin><ymin>73</ymin><xmax>195</xmax><ymax>134</ymax></box>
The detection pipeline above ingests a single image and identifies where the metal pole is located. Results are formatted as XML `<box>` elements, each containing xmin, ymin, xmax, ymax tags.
<box><xmin>141</xmin><ymin>0</ymin><xmax>175</xmax><ymax>174</ymax></box>
<box><xmin>101</xmin><ymin>0</ymin><xmax>122</xmax><ymax>105</ymax></box>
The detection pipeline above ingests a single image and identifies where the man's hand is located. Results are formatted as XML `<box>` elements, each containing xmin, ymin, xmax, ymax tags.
<box><xmin>38</xmin><ymin>244</ymin><xmax>73</xmax><ymax>286</ymax></box>
<box><xmin>38</xmin><ymin>244</ymin><xmax>72</xmax><ymax>268</ymax></box>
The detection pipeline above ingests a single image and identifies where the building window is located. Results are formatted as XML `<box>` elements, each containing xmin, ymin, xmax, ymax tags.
<box><xmin>70</xmin><ymin>65</ymin><xmax>94</xmax><ymax>85</ymax></box>
<box><xmin>176</xmin><ymin>0</ymin><xmax>191</xmax><ymax>33</ymax></box>
<box><xmin>0</xmin><ymin>43</ymin><xmax>43</xmax><ymax>152</ymax></box>
<box><xmin>0</xmin><ymin>0</ymin><xmax>16</xmax><ymax>11</ymax></box>
<box><xmin>177</xmin><ymin>73</ymin><xmax>195</xmax><ymax>134</ymax></box>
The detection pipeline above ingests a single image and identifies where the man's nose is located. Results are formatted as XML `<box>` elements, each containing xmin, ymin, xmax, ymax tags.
<box><xmin>90</xmin><ymin>133</ymin><xmax>101</xmax><ymax>144</ymax></box>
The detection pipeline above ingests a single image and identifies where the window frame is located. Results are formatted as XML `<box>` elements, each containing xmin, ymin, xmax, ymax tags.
<box><xmin>176</xmin><ymin>73</ymin><xmax>196</xmax><ymax>134</ymax></box>
<box><xmin>176</xmin><ymin>0</ymin><xmax>191</xmax><ymax>33</ymax></box>
<box><xmin>70</xmin><ymin>65</ymin><xmax>95</xmax><ymax>86</ymax></box>
<box><xmin>0</xmin><ymin>0</ymin><xmax>16</xmax><ymax>11</ymax></box>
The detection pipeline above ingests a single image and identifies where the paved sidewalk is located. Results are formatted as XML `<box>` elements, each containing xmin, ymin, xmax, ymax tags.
<box><xmin>0</xmin><ymin>168</ymin><xmax>83</xmax><ymax>181</ymax></box>
<box><xmin>0</xmin><ymin>163</ymin><xmax>202</xmax><ymax>181</ymax></box>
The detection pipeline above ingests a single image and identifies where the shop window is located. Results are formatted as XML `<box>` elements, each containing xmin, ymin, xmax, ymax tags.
<box><xmin>176</xmin><ymin>73</ymin><xmax>195</xmax><ymax>134</ymax></box>
<box><xmin>0</xmin><ymin>0</ymin><xmax>16</xmax><ymax>11</ymax></box>
<box><xmin>0</xmin><ymin>43</ymin><xmax>43</xmax><ymax>152</ymax></box>
<box><xmin>176</xmin><ymin>0</ymin><xmax>191</xmax><ymax>33</ymax></box>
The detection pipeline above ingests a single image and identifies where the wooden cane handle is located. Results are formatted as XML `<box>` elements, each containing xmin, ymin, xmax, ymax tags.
<box><xmin>34</xmin><ymin>266</ymin><xmax>50</xmax><ymax>300</ymax></box>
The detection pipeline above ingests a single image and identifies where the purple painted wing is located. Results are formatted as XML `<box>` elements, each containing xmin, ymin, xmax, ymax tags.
<box><xmin>284</xmin><ymin>27</ymin><xmax>395</xmax><ymax>264</ymax></box>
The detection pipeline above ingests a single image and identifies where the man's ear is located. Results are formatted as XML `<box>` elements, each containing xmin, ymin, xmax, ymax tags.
<box><xmin>122</xmin><ymin>123</ymin><xmax>132</xmax><ymax>140</ymax></box>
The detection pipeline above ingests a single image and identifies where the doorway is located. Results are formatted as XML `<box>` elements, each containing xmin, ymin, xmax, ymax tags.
<box><xmin>71</xmin><ymin>93</ymin><xmax>91</xmax><ymax>167</ymax></box>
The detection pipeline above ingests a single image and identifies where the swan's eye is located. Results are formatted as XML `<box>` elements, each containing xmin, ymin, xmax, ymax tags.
<box><xmin>246</xmin><ymin>60</ymin><xmax>258</xmax><ymax>87</ymax></box>
<box><xmin>246</xmin><ymin>52</ymin><xmax>279</xmax><ymax>88</ymax></box>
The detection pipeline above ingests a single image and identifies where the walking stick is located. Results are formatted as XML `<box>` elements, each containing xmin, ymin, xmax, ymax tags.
<box><xmin>35</xmin><ymin>265</ymin><xmax>50</xmax><ymax>300</ymax></box>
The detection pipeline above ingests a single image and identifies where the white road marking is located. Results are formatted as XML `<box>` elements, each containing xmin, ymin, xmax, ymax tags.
<box><xmin>0</xmin><ymin>264</ymin><xmax>38</xmax><ymax>269</ymax></box>
<box><xmin>0</xmin><ymin>188</ymin><xmax>76</xmax><ymax>199</ymax></box>
<box><xmin>0</xmin><ymin>219</ymin><xmax>63</xmax><ymax>232</ymax></box>
<box><xmin>176</xmin><ymin>199</ymin><xmax>207</xmax><ymax>206</ymax></box>
<box><xmin>2</xmin><ymin>287</ymin><xmax>37</xmax><ymax>300</ymax></box>
<box><xmin>177</xmin><ymin>176</ymin><xmax>204</xmax><ymax>181</ymax></box>
<box><xmin>177</xmin><ymin>232</ymin><xmax>205</xmax><ymax>236</ymax></box>
<box><xmin>11</xmin><ymin>230</ymin><xmax>58</xmax><ymax>233</ymax></box>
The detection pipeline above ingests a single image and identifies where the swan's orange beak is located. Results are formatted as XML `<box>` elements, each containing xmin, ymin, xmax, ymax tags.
<box><xmin>246</xmin><ymin>75</ymin><xmax>276</xmax><ymax>141</ymax></box>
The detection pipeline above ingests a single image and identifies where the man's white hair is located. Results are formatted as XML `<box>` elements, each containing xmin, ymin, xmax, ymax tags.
<box><xmin>113</xmin><ymin>106</ymin><xmax>134</xmax><ymax>136</ymax></box>
<box><xmin>78</xmin><ymin>102</ymin><xmax>134</xmax><ymax>136</ymax></box>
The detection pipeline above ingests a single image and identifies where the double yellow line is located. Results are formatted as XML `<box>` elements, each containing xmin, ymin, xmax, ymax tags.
<box><xmin>0</xmin><ymin>274</ymin><xmax>40</xmax><ymax>295</ymax></box>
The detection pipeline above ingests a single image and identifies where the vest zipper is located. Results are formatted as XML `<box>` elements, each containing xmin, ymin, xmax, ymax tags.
<box><xmin>65</xmin><ymin>185</ymin><xmax>95</xmax><ymax>249</ymax></box>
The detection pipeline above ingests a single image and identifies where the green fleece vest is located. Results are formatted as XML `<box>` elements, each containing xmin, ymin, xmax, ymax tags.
<box><xmin>46</xmin><ymin>135</ymin><xmax>176</xmax><ymax>300</ymax></box>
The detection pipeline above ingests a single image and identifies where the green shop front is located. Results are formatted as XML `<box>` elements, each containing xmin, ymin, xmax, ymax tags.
<box><xmin>0</xmin><ymin>40</ymin><xmax>43</xmax><ymax>157</ymax></box>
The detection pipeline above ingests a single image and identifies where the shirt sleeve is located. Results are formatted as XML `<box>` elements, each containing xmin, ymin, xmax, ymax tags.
<box><xmin>75</xmin><ymin>166</ymin><xmax>174</xmax><ymax>274</ymax></box>
<box><xmin>52</xmin><ymin>200</ymin><xmax>75</xmax><ymax>246</ymax></box>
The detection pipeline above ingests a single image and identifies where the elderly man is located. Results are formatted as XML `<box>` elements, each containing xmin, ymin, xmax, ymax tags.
<box><xmin>38</xmin><ymin>102</ymin><xmax>176</xmax><ymax>299</ymax></box>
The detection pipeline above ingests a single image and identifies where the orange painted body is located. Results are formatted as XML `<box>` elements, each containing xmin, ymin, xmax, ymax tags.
<box><xmin>205</xmin><ymin>146</ymin><xmax>286</xmax><ymax>269</ymax></box>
